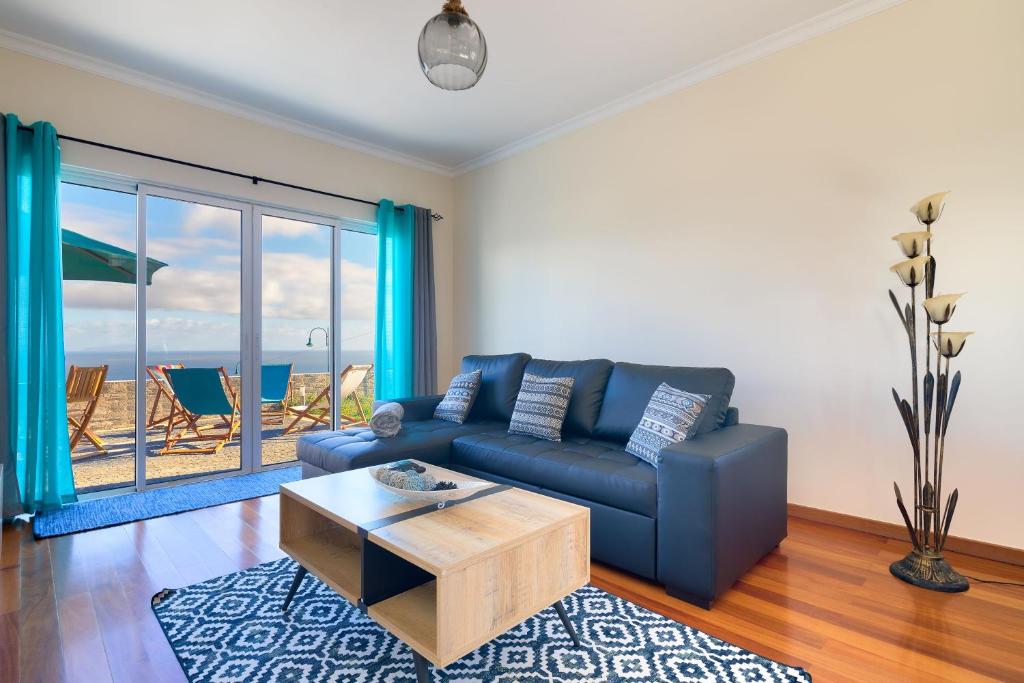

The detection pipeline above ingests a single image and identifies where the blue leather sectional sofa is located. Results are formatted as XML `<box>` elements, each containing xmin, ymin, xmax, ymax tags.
<box><xmin>296</xmin><ymin>353</ymin><xmax>788</xmax><ymax>608</ymax></box>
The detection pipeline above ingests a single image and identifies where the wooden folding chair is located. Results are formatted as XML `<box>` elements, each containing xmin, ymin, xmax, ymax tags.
<box><xmin>159</xmin><ymin>367</ymin><xmax>240</xmax><ymax>455</ymax></box>
<box><xmin>146</xmin><ymin>363</ymin><xmax>184</xmax><ymax>427</ymax></box>
<box><xmin>283</xmin><ymin>363</ymin><xmax>372</xmax><ymax>435</ymax></box>
<box><xmin>67</xmin><ymin>365</ymin><xmax>110</xmax><ymax>459</ymax></box>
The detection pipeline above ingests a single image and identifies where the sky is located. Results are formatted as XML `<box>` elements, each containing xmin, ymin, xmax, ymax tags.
<box><xmin>61</xmin><ymin>183</ymin><xmax>376</xmax><ymax>366</ymax></box>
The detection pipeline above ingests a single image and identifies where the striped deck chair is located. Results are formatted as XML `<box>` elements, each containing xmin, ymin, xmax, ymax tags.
<box><xmin>66</xmin><ymin>364</ymin><xmax>109</xmax><ymax>459</ymax></box>
<box><xmin>283</xmin><ymin>363</ymin><xmax>372</xmax><ymax>435</ymax></box>
<box><xmin>159</xmin><ymin>367</ymin><xmax>240</xmax><ymax>455</ymax></box>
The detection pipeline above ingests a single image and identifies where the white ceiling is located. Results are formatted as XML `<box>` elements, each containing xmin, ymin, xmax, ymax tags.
<box><xmin>0</xmin><ymin>0</ymin><xmax>898</xmax><ymax>174</ymax></box>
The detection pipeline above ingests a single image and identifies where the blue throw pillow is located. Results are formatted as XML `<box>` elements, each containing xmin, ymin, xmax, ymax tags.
<box><xmin>625</xmin><ymin>383</ymin><xmax>711</xmax><ymax>467</ymax></box>
<box><xmin>508</xmin><ymin>373</ymin><xmax>575</xmax><ymax>442</ymax></box>
<box><xmin>434</xmin><ymin>370</ymin><xmax>482</xmax><ymax>424</ymax></box>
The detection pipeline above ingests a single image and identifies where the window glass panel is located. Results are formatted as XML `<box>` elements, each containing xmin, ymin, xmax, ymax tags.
<box><xmin>260</xmin><ymin>214</ymin><xmax>332</xmax><ymax>465</ymax></box>
<box><xmin>339</xmin><ymin>229</ymin><xmax>376</xmax><ymax>412</ymax></box>
<box><xmin>61</xmin><ymin>182</ymin><xmax>137</xmax><ymax>493</ymax></box>
<box><xmin>144</xmin><ymin>194</ymin><xmax>243</xmax><ymax>483</ymax></box>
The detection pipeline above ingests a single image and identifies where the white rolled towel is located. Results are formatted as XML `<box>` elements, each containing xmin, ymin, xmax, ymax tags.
<box><xmin>370</xmin><ymin>402</ymin><xmax>404</xmax><ymax>438</ymax></box>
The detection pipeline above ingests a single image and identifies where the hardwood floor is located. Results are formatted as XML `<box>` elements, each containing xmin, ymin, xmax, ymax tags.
<box><xmin>2</xmin><ymin>497</ymin><xmax>1022</xmax><ymax>683</ymax></box>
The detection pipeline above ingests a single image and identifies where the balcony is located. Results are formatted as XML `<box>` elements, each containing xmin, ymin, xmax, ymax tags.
<box><xmin>69</xmin><ymin>370</ymin><xmax>373</xmax><ymax>493</ymax></box>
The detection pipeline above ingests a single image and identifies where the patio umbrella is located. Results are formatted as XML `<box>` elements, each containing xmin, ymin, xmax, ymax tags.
<box><xmin>61</xmin><ymin>228</ymin><xmax>168</xmax><ymax>285</ymax></box>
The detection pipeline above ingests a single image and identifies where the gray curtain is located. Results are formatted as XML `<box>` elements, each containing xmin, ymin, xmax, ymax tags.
<box><xmin>412</xmin><ymin>206</ymin><xmax>437</xmax><ymax>395</ymax></box>
<box><xmin>0</xmin><ymin>115</ymin><xmax>23</xmax><ymax>520</ymax></box>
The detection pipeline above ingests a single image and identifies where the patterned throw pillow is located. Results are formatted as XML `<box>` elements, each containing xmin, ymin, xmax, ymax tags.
<box><xmin>508</xmin><ymin>373</ymin><xmax>576</xmax><ymax>442</ymax></box>
<box><xmin>433</xmin><ymin>370</ymin><xmax>482</xmax><ymax>424</ymax></box>
<box><xmin>625</xmin><ymin>383</ymin><xmax>711</xmax><ymax>467</ymax></box>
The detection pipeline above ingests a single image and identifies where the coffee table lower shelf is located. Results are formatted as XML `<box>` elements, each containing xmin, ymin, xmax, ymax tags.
<box><xmin>367</xmin><ymin>581</ymin><xmax>438</xmax><ymax>659</ymax></box>
<box><xmin>280</xmin><ymin>529</ymin><xmax>362</xmax><ymax>603</ymax></box>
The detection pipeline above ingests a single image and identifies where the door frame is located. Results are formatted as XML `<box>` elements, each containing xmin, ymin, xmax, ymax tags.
<box><xmin>61</xmin><ymin>168</ymin><xmax>376</xmax><ymax>496</ymax></box>
<box><xmin>135</xmin><ymin>184</ymin><xmax>257</xmax><ymax>490</ymax></box>
<box><xmin>251</xmin><ymin>205</ymin><xmax>344</xmax><ymax>471</ymax></box>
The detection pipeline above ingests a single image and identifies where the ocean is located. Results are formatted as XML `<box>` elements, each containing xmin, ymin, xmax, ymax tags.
<box><xmin>66</xmin><ymin>349</ymin><xmax>374</xmax><ymax>380</ymax></box>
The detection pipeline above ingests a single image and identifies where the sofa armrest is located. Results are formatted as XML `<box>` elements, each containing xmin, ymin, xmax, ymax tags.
<box><xmin>384</xmin><ymin>394</ymin><xmax>444</xmax><ymax>422</ymax></box>
<box><xmin>656</xmin><ymin>423</ymin><xmax>788</xmax><ymax>608</ymax></box>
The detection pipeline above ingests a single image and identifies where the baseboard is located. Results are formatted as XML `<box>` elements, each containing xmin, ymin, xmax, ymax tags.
<box><xmin>788</xmin><ymin>503</ymin><xmax>1024</xmax><ymax>568</ymax></box>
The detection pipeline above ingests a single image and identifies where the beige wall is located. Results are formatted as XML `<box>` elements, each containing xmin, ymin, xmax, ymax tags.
<box><xmin>0</xmin><ymin>46</ymin><xmax>458</xmax><ymax>386</ymax></box>
<box><xmin>454</xmin><ymin>0</ymin><xmax>1024</xmax><ymax>548</ymax></box>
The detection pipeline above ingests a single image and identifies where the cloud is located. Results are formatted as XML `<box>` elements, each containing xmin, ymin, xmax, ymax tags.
<box><xmin>261</xmin><ymin>253</ymin><xmax>375</xmax><ymax>321</ymax></box>
<box><xmin>147</xmin><ymin>236</ymin><xmax>240</xmax><ymax>260</ymax></box>
<box><xmin>179</xmin><ymin>203</ymin><xmax>242</xmax><ymax>238</ymax></box>
<box><xmin>62</xmin><ymin>281</ymin><xmax>135</xmax><ymax>310</ymax></box>
<box><xmin>339</xmin><ymin>259</ymin><xmax>376</xmax><ymax>322</ymax></box>
<box><xmin>61</xmin><ymin>201</ymin><xmax>136</xmax><ymax>250</ymax></box>
<box><xmin>63</xmin><ymin>316</ymin><xmax>136</xmax><ymax>352</ymax></box>
<box><xmin>261</xmin><ymin>215</ymin><xmax>320</xmax><ymax>237</ymax></box>
<box><xmin>62</xmin><ymin>253</ymin><xmax>376</xmax><ymax>323</ymax></box>
<box><xmin>152</xmin><ymin>267</ymin><xmax>242</xmax><ymax>313</ymax></box>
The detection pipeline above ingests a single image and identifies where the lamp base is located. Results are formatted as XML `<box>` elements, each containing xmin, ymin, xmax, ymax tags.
<box><xmin>890</xmin><ymin>549</ymin><xmax>969</xmax><ymax>592</ymax></box>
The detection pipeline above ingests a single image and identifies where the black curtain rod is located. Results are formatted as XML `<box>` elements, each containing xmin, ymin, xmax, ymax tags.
<box><xmin>15</xmin><ymin>124</ymin><xmax>444</xmax><ymax>221</ymax></box>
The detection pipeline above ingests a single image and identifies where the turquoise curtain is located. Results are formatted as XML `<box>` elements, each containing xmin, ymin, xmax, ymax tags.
<box><xmin>4</xmin><ymin>115</ymin><xmax>76</xmax><ymax>513</ymax></box>
<box><xmin>374</xmin><ymin>199</ymin><xmax>415</xmax><ymax>400</ymax></box>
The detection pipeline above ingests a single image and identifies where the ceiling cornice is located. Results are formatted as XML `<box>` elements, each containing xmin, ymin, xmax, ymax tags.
<box><xmin>452</xmin><ymin>0</ymin><xmax>906</xmax><ymax>176</ymax></box>
<box><xmin>0</xmin><ymin>28</ymin><xmax>456</xmax><ymax>177</ymax></box>
<box><xmin>1</xmin><ymin>0</ymin><xmax>905</xmax><ymax>179</ymax></box>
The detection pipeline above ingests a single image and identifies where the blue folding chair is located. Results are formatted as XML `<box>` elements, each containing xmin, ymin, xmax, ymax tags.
<box><xmin>260</xmin><ymin>363</ymin><xmax>293</xmax><ymax>425</ymax></box>
<box><xmin>160</xmin><ymin>367</ymin><xmax>240</xmax><ymax>455</ymax></box>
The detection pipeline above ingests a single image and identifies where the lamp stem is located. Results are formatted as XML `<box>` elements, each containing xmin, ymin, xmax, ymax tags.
<box><xmin>935</xmin><ymin>354</ymin><xmax>951</xmax><ymax>550</ymax></box>
<box><xmin>909</xmin><ymin>285</ymin><xmax>921</xmax><ymax>542</ymax></box>
<box><xmin>923</xmin><ymin>229</ymin><xmax>933</xmax><ymax>547</ymax></box>
<box><xmin>929</xmin><ymin>323</ymin><xmax>942</xmax><ymax>552</ymax></box>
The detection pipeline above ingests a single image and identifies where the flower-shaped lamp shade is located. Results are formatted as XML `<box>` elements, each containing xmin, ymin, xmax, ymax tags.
<box><xmin>922</xmin><ymin>293</ymin><xmax>966</xmax><ymax>325</ymax></box>
<box><xmin>931</xmin><ymin>331</ymin><xmax>973</xmax><ymax>358</ymax></box>
<box><xmin>892</xmin><ymin>231</ymin><xmax>932</xmax><ymax>258</ymax></box>
<box><xmin>890</xmin><ymin>255</ymin><xmax>930</xmax><ymax>287</ymax></box>
<box><xmin>910</xmin><ymin>191</ymin><xmax>950</xmax><ymax>225</ymax></box>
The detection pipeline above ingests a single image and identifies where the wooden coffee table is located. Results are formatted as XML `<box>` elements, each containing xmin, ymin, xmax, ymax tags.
<box><xmin>278</xmin><ymin>461</ymin><xmax>590</xmax><ymax>682</ymax></box>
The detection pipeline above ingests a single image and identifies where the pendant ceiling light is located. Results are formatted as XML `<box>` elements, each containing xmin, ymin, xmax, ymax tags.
<box><xmin>418</xmin><ymin>0</ymin><xmax>487</xmax><ymax>91</ymax></box>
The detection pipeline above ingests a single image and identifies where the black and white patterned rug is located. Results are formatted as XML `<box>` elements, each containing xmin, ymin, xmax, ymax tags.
<box><xmin>151</xmin><ymin>558</ymin><xmax>810</xmax><ymax>682</ymax></box>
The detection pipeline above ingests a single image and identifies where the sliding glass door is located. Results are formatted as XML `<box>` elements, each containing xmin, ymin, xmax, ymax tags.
<box><xmin>141</xmin><ymin>188</ymin><xmax>247</xmax><ymax>485</ymax></box>
<box><xmin>256</xmin><ymin>209</ymin><xmax>337</xmax><ymax>467</ymax></box>
<box><xmin>59</xmin><ymin>178</ymin><xmax>374</xmax><ymax>494</ymax></box>
<box><xmin>61</xmin><ymin>182</ymin><xmax>139</xmax><ymax>493</ymax></box>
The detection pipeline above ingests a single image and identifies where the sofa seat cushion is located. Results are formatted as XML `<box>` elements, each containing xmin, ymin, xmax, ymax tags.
<box><xmin>297</xmin><ymin>419</ymin><xmax>504</xmax><ymax>474</ymax></box>
<box><xmin>450</xmin><ymin>431</ymin><xmax>657</xmax><ymax>517</ymax></box>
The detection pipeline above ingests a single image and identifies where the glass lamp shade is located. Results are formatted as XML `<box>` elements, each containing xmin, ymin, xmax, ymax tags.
<box><xmin>931</xmin><ymin>331</ymin><xmax>973</xmax><ymax>358</ymax></box>
<box><xmin>922</xmin><ymin>293</ymin><xmax>966</xmax><ymax>325</ymax></box>
<box><xmin>418</xmin><ymin>8</ymin><xmax>487</xmax><ymax>91</ymax></box>
<box><xmin>891</xmin><ymin>231</ymin><xmax>931</xmax><ymax>258</ymax></box>
<box><xmin>890</xmin><ymin>255</ymin><xmax>929</xmax><ymax>287</ymax></box>
<box><xmin>910</xmin><ymin>191</ymin><xmax>950</xmax><ymax>225</ymax></box>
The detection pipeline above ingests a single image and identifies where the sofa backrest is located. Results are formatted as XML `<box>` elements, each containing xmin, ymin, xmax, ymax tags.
<box><xmin>593</xmin><ymin>362</ymin><xmax>736</xmax><ymax>443</ymax></box>
<box><xmin>460</xmin><ymin>353</ymin><xmax>532</xmax><ymax>422</ymax></box>
<box><xmin>524</xmin><ymin>358</ymin><xmax>613</xmax><ymax>436</ymax></box>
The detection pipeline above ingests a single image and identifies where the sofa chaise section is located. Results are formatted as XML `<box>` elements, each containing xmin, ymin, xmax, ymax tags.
<box><xmin>296</xmin><ymin>399</ymin><xmax>503</xmax><ymax>477</ymax></box>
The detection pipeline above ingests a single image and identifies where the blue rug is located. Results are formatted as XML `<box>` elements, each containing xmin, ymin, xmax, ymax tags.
<box><xmin>34</xmin><ymin>466</ymin><xmax>301</xmax><ymax>539</ymax></box>
<box><xmin>152</xmin><ymin>557</ymin><xmax>811</xmax><ymax>682</ymax></box>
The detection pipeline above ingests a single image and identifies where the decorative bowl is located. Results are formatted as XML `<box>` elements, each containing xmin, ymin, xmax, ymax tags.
<box><xmin>368</xmin><ymin>460</ymin><xmax>492</xmax><ymax>504</ymax></box>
